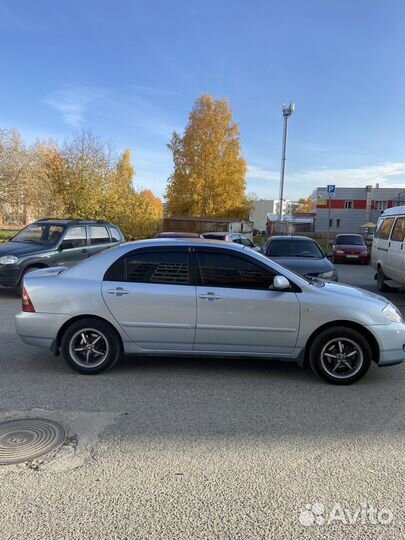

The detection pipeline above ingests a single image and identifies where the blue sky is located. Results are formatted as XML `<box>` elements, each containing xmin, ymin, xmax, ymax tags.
<box><xmin>0</xmin><ymin>0</ymin><xmax>404</xmax><ymax>200</ymax></box>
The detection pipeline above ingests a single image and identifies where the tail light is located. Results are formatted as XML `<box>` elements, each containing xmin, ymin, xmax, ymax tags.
<box><xmin>22</xmin><ymin>287</ymin><xmax>35</xmax><ymax>313</ymax></box>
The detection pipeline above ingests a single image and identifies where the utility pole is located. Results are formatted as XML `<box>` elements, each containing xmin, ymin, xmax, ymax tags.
<box><xmin>278</xmin><ymin>102</ymin><xmax>295</xmax><ymax>233</ymax></box>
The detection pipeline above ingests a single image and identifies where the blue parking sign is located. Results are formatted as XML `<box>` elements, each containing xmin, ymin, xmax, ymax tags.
<box><xmin>327</xmin><ymin>184</ymin><xmax>336</xmax><ymax>196</ymax></box>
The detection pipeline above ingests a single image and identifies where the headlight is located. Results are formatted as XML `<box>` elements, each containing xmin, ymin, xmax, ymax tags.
<box><xmin>336</xmin><ymin>250</ymin><xmax>345</xmax><ymax>254</ymax></box>
<box><xmin>0</xmin><ymin>255</ymin><xmax>18</xmax><ymax>265</ymax></box>
<box><xmin>382</xmin><ymin>304</ymin><xmax>403</xmax><ymax>323</ymax></box>
<box><xmin>318</xmin><ymin>270</ymin><xmax>336</xmax><ymax>279</ymax></box>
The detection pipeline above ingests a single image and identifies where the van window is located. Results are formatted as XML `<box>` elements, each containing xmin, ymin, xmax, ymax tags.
<box><xmin>378</xmin><ymin>218</ymin><xmax>395</xmax><ymax>240</ymax></box>
<box><xmin>390</xmin><ymin>218</ymin><xmax>405</xmax><ymax>242</ymax></box>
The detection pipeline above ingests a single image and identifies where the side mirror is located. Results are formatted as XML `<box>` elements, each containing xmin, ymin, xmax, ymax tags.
<box><xmin>272</xmin><ymin>275</ymin><xmax>290</xmax><ymax>291</ymax></box>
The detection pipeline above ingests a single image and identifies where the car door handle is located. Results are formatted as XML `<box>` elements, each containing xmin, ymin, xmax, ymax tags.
<box><xmin>81</xmin><ymin>249</ymin><xmax>88</xmax><ymax>253</ymax></box>
<box><xmin>199</xmin><ymin>292</ymin><xmax>221</xmax><ymax>300</ymax></box>
<box><xmin>107</xmin><ymin>287</ymin><xmax>129</xmax><ymax>296</ymax></box>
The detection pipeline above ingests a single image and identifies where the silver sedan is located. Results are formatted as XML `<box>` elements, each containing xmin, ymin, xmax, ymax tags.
<box><xmin>15</xmin><ymin>238</ymin><xmax>405</xmax><ymax>384</ymax></box>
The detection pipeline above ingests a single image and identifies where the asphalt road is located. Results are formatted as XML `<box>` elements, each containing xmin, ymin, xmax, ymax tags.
<box><xmin>0</xmin><ymin>265</ymin><xmax>404</xmax><ymax>540</ymax></box>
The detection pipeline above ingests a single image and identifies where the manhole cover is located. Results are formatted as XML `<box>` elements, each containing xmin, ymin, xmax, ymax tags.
<box><xmin>0</xmin><ymin>418</ymin><xmax>66</xmax><ymax>465</ymax></box>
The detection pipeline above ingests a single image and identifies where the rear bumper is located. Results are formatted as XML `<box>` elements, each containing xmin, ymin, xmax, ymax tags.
<box><xmin>15</xmin><ymin>312</ymin><xmax>70</xmax><ymax>351</ymax></box>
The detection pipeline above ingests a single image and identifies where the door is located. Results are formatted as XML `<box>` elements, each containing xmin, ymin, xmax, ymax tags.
<box><xmin>373</xmin><ymin>217</ymin><xmax>395</xmax><ymax>276</ymax></box>
<box><xmin>386</xmin><ymin>217</ymin><xmax>405</xmax><ymax>285</ymax></box>
<box><xmin>194</xmin><ymin>248</ymin><xmax>300</xmax><ymax>355</ymax></box>
<box><xmin>53</xmin><ymin>226</ymin><xmax>89</xmax><ymax>267</ymax></box>
<box><xmin>102</xmin><ymin>248</ymin><xmax>196</xmax><ymax>351</ymax></box>
<box><xmin>87</xmin><ymin>225</ymin><xmax>112</xmax><ymax>257</ymax></box>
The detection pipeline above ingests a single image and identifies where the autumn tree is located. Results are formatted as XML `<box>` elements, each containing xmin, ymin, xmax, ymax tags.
<box><xmin>166</xmin><ymin>94</ymin><xmax>248</xmax><ymax>218</ymax></box>
<box><xmin>296</xmin><ymin>195</ymin><xmax>313</xmax><ymax>213</ymax></box>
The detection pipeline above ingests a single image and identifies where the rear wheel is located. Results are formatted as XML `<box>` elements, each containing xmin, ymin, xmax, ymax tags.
<box><xmin>61</xmin><ymin>318</ymin><xmax>121</xmax><ymax>374</ymax></box>
<box><xmin>309</xmin><ymin>327</ymin><xmax>372</xmax><ymax>385</ymax></box>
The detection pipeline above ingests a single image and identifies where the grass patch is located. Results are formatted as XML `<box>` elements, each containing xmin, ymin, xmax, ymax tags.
<box><xmin>0</xmin><ymin>229</ymin><xmax>19</xmax><ymax>242</ymax></box>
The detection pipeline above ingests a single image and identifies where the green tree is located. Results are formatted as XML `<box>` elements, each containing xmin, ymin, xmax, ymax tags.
<box><xmin>166</xmin><ymin>94</ymin><xmax>248</xmax><ymax>218</ymax></box>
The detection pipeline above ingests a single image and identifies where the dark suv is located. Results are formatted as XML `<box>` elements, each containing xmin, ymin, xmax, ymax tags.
<box><xmin>0</xmin><ymin>219</ymin><xmax>125</xmax><ymax>292</ymax></box>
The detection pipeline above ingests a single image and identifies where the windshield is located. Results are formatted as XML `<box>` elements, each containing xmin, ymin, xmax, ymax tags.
<box><xmin>335</xmin><ymin>235</ymin><xmax>365</xmax><ymax>246</ymax></box>
<box><xmin>12</xmin><ymin>223</ymin><xmax>65</xmax><ymax>245</ymax></box>
<box><xmin>267</xmin><ymin>239</ymin><xmax>324</xmax><ymax>258</ymax></box>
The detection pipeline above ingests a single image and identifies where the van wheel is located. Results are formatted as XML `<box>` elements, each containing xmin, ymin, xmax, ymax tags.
<box><xmin>377</xmin><ymin>268</ymin><xmax>396</xmax><ymax>292</ymax></box>
<box><xmin>61</xmin><ymin>318</ymin><xmax>121</xmax><ymax>374</ymax></box>
<box><xmin>309</xmin><ymin>327</ymin><xmax>371</xmax><ymax>385</ymax></box>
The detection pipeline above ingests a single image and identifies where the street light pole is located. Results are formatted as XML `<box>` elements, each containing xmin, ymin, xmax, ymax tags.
<box><xmin>278</xmin><ymin>102</ymin><xmax>295</xmax><ymax>231</ymax></box>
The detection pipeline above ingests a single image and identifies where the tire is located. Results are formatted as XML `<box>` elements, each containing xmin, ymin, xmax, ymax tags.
<box><xmin>16</xmin><ymin>266</ymin><xmax>41</xmax><ymax>296</ymax></box>
<box><xmin>376</xmin><ymin>267</ymin><xmax>396</xmax><ymax>292</ymax></box>
<box><xmin>60</xmin><ymin>318</ymin><xmax>121</xmax><ymax>374</ymax></box>
<box><xmin>309</xmin><ymin>326</ymin><xmax>372</xmax><ymax>385</ymax></box>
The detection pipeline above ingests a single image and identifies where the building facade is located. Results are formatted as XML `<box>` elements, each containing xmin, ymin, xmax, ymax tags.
<box><xmin>312</xmin><ymin>185</ymin><xmax>405</xmax><ymax>233</ymax></box>
<box><xmin>250</xmin><ymin>199</ymin><xmax>297</xmax><ymax>231</ymax></box>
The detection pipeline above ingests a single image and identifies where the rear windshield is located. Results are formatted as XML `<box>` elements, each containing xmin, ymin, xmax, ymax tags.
<box><xmin>335</xmin><ymin>235</ymin><xmax>365</xmax><ymax>245</ymax></box>
<box><xmin>266</xmin><ymin>239</ymin><xmax>324</xmax><ymax>258</ymax></box>
<box><xmin>203</xmin><ymin>234</ymin><xmax>226</xmax><ymax>240</ymax></box>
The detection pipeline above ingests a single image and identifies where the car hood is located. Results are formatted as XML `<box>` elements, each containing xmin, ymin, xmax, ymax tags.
<box><xmin>321</xmin><ymin>281</ymin><xmax>388</xmax><ymax>307</ymax></box>
<box><xmin>0</xmin><ymin>241</ymin><xmax>48</xmax><ymax>257</ymax></box>
<box><xmin>269</xmin><ymin>256</ymin><xmax>334</xmax><ymax>275</ymax></box>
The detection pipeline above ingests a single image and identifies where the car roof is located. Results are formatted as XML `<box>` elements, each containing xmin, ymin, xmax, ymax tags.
<box><xmin>202</xmin><ymin>231</ymin><xmax>230</xmax><ymax>236</ymax></box>
<box><xmin>156</xmin><ymin>232</ymin><xmax>201</xmax><ymax>238</ymax></box>
<box><xmin>336</xmin><ymin>233</ymin><xmax>362</xmax><ymax>237</ymax></box>
<box><xmin>117</xmin><ymin>237</ymin><xmax>245</xmax><ymax>250</ymax></box>
<box><xmin>269</xmin><ymin>235</ymin><xmax>313</xmax><ymax>241</ymax></box>
<box><xmin>34</xmin><ymin>219</ymin><xmax>114</xmax><ymax>226</ymax></box>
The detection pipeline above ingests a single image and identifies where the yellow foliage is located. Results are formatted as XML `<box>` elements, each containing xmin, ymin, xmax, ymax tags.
<box><xmin>166</xmin><ymin>95</ymin><xmax>249</xmax><ymax>218</ymax></box>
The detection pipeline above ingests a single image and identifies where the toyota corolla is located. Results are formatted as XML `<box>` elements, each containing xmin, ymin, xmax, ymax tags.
<box><xmin>15</xmin><ymin>239</ymin><xmax>405</xmax><ymax>384</ymax></box>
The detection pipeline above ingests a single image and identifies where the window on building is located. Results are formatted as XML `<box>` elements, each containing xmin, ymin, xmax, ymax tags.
<box><xmin>336</xmin><ymin>219</ymin><xmax>340</xmax><ymax>228</ymax></box>
<box><xmin>329</xmin><ymin>219</ymin><xmax>333</xmax><ymax>228</ymax></box>
<box><xmin>344</xmin><ymin>201</ymin><xmax>353</xmax><ymax>209</ymax></box>
<box><xmin>375</xmin><ymin>201</ymin><xmax>388</xmax><ymax>211</ymax></box>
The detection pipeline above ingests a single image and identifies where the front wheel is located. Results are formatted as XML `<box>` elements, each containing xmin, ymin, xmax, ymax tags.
<box><xmin>61</xmin><ymin>318</ymin><xmax>121</xmax><ymax>374</ymax></box>
<box><xmin>309</xmin><ymin>327</ymin><xmax>372</xmax><ymax>385</ymax></box>
<box><xmin>377</xmin><ymin>267</ymin><xmax>396</xmax><ymax>292</ymax></box>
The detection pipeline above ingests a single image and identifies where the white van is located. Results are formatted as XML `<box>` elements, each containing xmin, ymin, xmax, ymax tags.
<box><xmin>371</xmin><ymin>205</ymin><xmax>405</xmax><ymax>291</ymax></box>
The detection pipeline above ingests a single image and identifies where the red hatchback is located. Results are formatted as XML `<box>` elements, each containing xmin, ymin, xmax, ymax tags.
<box><xmin>332</xmin><ymin>234</ymin><xmax>370</xmax><ymax>264</ymax></box>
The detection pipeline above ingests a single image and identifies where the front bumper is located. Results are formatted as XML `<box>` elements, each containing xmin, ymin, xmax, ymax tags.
<box><xmin>0</xmin><ymin>264</ymin><xmax>20</xmax><ymax>287</ymax></box>
<box><xmin>368</xmin><ymin>321</ymin><xmax>405</xmax><ymax>366</ymax></box>
<box><xmin>334</xmin><ymin>252</ymin><xmax>370</xmax><ymax>263</ymax></box>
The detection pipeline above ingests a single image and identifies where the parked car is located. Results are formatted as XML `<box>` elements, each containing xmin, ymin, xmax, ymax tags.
<box><xmin>261</xmin><ymin>236</ymin><xmax>337</xmax><ymax>281</ymax></box>
<box><xmin>372</xmin><ymin>205</ymin><xmax>405</xmax><ymax>291</ymax></box>
<box><xmin>202</xmin><ymin>232</ymin><xmax>261</xmax><ymax>251</ymax></box>
<box><xmin>155</xmin><ymin>232</ymin><xmax>203</xmax><ymax>238</ymax></box>
<box><xmin>0</xmin><ymin>219</ymin><xmax>124</xmax><ymax>293</ymax></box>
<box><xmin>16</xmin><ymin>238</ymin><xmax>404</xmax><ymax>384</ymax></box>
<box><xmin>332</xmin><ymin>234</ymin><xmax>370</xmax><ymax>264</ymax></box>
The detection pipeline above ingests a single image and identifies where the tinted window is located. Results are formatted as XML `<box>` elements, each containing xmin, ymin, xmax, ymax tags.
<box><xmin>390</xmin><ymin>218</ymin><xmax>405</xmax><ymax>242</ymax></box>
<box><xmin>203</xmin><ymin>234</ymin><xmax>226</xmax><ymax>240</ymax></box>
<box><xmin>266</xmin><ymin>239</ymin><xmax>323</xmax><ymax>258</ymax></box>
<box><xmin>109</xmin><ymin>227</ymin><xmax>121</xmax><ymax>242</ymax></box>
<box><xmin>377</xmin><ymin>218</ymin><xmax>395</xmax><ymax>240</ymax></box>
<box><xmin>335</xmin><ymin>235</ymin><xmax>365</xmax><ymax>246</ymax></box>
<box><xmin>197</xmin><ymin>251</ymin><xmax>275</xmax><ymax>289</ymax></box>
<box><xmin>61</xmin><ymin>226</ymin><xmax>87</xmax><ymax>249</ymax></box>
<box><xmin>127</xmin><ymin>251</ymin><xmax>190</xmax><ymax>284</ymax></box>
<box><xmin>89</xmin><ymin>225</ymin><xmax>110</xmax><ymax>245</ymax></box>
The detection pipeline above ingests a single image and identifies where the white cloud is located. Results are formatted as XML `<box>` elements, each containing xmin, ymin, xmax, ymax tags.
<box><xmin>247</xmin><ymin>161</ymin><xmax>405</xmax><ymax>200</ymax></box>
<box><xmin>44</xmin><ymin>87</ymin><xmax>106</xmax><ymax>127</ymax></box>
